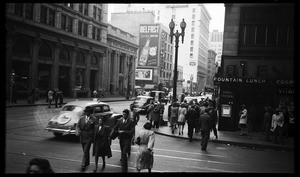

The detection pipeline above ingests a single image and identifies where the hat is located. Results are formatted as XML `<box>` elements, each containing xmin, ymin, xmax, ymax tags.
<box><xmin>143</xmin><ymin>122</ymin><xmax>152</xmax><ymax>130</ymax></box>
<box><xmin>84</xmin><ymin>106</ymin><xmax>93</xmax><ymax>113</ymax></box>
<box><xmin>123</xmin><ymin>109</ymin><xmax>130</xmax><ymax>115</ymax></box>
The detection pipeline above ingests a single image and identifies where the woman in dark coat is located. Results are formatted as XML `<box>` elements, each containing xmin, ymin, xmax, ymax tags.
<box><xmin>92</xmin><ymin>117</ymin><xmax>112</xmax><ymax>172</ymax></box>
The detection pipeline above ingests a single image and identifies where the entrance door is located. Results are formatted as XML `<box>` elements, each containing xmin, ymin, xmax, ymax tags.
<box><xmin>58</xmin><ymin>66</ymin><xmax>70</xmax><ymax>97</ymax></box>
<box><xmin>38</xmin><ymin>64</ymin><xmax>52</xmax><ymax>94</ymax></box>
<box><xmin>90</xmin><ymin>70</ymin><xmax>97</xmax><ymax>93</ymax></box>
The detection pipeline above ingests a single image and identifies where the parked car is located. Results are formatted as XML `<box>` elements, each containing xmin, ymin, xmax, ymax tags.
<box><xmin>130</xmin><ymin>95</ymin><xmax>154</xmax><ymax>115</ymax></box>
<box><xmin>46</xmin><ymin>100</ymin><xmax>122</xmax><ymax>137</ymax></box>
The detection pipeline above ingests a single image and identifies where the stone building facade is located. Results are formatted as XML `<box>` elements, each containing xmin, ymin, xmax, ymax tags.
<box><xmin>6</xmin><ymin>3</ymin><xmax>138</xmax><ymax>99</ymax></box>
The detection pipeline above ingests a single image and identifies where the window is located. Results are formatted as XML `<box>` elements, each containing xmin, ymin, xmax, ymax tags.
<box><xmin>192</xmin><ymin>14</ymin><xmax>195</xmax><ymax>19</ymax></box>
<box><xmin>191</xmin><ymin>27</ymin><xmax>194</xmax><ymax>32</ymax></box>
<box><xmin>78</xmin><ymin>21</ymin><xmax>83</xmax><ymax>35</ymax></box>
<box><xmin>191</xmin><ymin>34</ymin><xmax>194</xmax><ymax>39</ymax></box>
<box><xmin>14</xmin><ymin>3</ymin><xmax>23</xmax><ymax>16</ymax></box>
<box><xmin>96</xmin><ymin>28</ymin><xmax>101</xmax><ymax>41</ymax></box>
<box><xmin>76</xmin><ymin>52</ymin><xmax>85</xmax><ymax>63</ymax></box>
<box><xmin>192</xmin><ymin>8</ymin><xmax>196</xmax><ymax>13</ymax></box>
<box><xmin>83</xmin><ymin>23</ymin><xmax>88</xmax><ymax>37</ymax></box>
<box><xmin>25</xmin><ymin>3</ymin><xmax>33</xmax><ymax>19</ymax></box>
<box><xmin>79</xmin><ymin>3</ymin><xmax>83</xmax><ymax>13</ymax></box>
<box><xmin>192</xmin><ymin>21</ymin><xmax>195</xmax><ymax>26</ymax></box>
<box><xmin>257</xmin><ymin>65</ymin><xmax>267</xmax><ymax>78</ymax></box>
<box><xmin>190</xmin><ymin>47</ymin><xmax>193</xmax><ymax>52</ymax></box>
<box><xmin>92</xmin><ymin>26</ymin><xmax>96</xmax><ymax>39</ymax></box>
<box><xmin>91</xmin><ymin>55</ymin><xmax>98</xmax><ymax>65</ymax></box>
<box><xmin>40</xmin><ymin>6</ymin><xmax>47</xmax><ymax>24</ymax></box>
<box><xmin>39</xmin><ymin>43</ymin><xmax>52</xmax><ymax>58</ymax></box>
<box><xmin>48</xmin><ymin>9</ymin><xmax>55</xmax><ymax>26</ymax></box>
<box><xmin>190</xmin><ymin>53</ymin><xmax>193</xmax><ymax>58</ymax></box>
<box><xmin>172</xmin><ymin>14</ymin><xmax>175</xmax><ymax>20</ymax></box>
<box><xmin>97</xmin><ymin>8</ymin><xmax>102</xmax><ymax>21</ymax></box>
<box><xmin>61</xmin><ymin>14</ymin><xmax>66</xmax><ymax>30</ymax></box>
<box><xmin>59</xmin><ymin>47</ymin><xmax>70</xmax><ymax>61</ymax></box>
<box><xmin>83</xmin><ymin>3</ymin><xmax>88</xmax><ymax>15</ymax></box>
<box><xmin>93</xmin><ymin>6</ymin><xmax>97</xmax><ymax>19</ymax></box>
<box><xmin>67</xmin><ymin>17</ymin><xmax>73</xmax><ymax>32</ymax></box>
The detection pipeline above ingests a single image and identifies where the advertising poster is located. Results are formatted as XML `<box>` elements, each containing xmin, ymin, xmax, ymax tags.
<box><xmin>138</xmin><ymin>24</ymin><xmax>160</xmax><ymax>67</ymax></box>
<box><xmin>135</xmin><ymin>69</ymin><xmax>153</xmax><ymax>81</ymax></box>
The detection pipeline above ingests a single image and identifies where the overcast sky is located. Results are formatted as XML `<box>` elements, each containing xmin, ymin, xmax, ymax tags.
<box><xmin>107</xmin><ymin>3</ymin><xmax>225</xmax><ymax>32</ymax></box>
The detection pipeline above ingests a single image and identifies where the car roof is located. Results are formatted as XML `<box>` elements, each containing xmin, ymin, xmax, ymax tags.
<box><xmin>64</xmin><ymin>100</ymin><xmax>109</xmax><ymax>108</ymax></box>
<box><xmin>137</xmin><ymin>95</ymin><xmax>153</xmax><ymax>99</ymax></box>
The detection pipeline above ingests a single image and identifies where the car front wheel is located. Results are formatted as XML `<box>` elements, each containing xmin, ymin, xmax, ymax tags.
<box><xmin>53</xmin><ymin>132</ymin><xmax>63</xmax><ymax>137</ymax></box>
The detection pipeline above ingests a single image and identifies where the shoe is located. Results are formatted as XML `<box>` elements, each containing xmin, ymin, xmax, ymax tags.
<box><xmin>181</xmin><ymin>131</ymin><xmax>183</xmax><ymax>135</ymax></box>
<box><xmin>102</xmin><ymin>163</ymin><xmax>105</xmax><ymax>171</ymax></box>
<box><xmin>172</xmin><ymin>130</ymin><xmax>174</xmax><ymax>134</ymax></box>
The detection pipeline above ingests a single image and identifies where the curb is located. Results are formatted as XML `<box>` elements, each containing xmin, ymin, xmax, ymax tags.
<box><xmin>154</xmin><ymin>129</ymin><xmax>294</xmax><ymax>152</ymax></box>
<box><xmin>6</xmin><ymin>99</ymin><xmax>133</xmax><ymax>108</ymax></box>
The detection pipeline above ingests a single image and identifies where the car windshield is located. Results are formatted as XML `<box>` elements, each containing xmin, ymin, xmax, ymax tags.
<box><xmin>62</xmin><ymin>105</ymin><xmax>84</xmax><ymax>113</ymax></box>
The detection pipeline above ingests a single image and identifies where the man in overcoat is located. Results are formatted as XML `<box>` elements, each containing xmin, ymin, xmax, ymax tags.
<box><xmin>76</xmin><ymin>106</ymin><xmax>96</xmax><ymax>171</ymax></box>
<box><xmin>185</xmin><ymin>105</ymin><xmax>197</xmax><ymax>142</ymax></box>
<box><xmin>199</xmin><ymin>107</ymin><xmax>213</xmax><ymax>151</ymax></box>
<box><xmin>110</xmin><ymin>109</ymin><xmax>135</xmax><ymax>172</ymax></box>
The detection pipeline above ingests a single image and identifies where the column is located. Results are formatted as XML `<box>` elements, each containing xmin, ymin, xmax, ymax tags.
<box><xmin>53</xmin><ymin>42</ymin><xmax>61</xmax><ymax>89</ymax></box>
<box><xmin>70</xmin><ymin>46</ymin><xmax>78</xmax><ymax>98</ymax></box>
<box><xmin>97</xmin><ymin>52</ymin><xmax>103</xmax><ymax>90</ymax></box>
<box><xmin>106</xmin><ymin>48</ymin><xmax>112</xmax><ymax>92</ymax></box>
<box><xmin>85</xmin><ymin>49</ymin><xmax>92</xmax><ymax>97</ymax></box>
<box><xmin>31</xmin><ymin>37</ymin><xmax>42</xmax><ymax>89</ymax></box>
<box><xmin>115</xmin><ymin>51</ymin><xmax>121</xmax><ymax>93</ymax></box>
<box><xmin>6</xmin><ymin>30</ymin><xmax>16</xmax><ymax>89</ymax></box>
<box><xmin>132</xmin><ymin>56</ymin><xmax>136</xmax><ymax>91</ymax></box>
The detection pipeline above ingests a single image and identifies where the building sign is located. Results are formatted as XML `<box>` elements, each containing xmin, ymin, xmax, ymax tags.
<box><xmin>138</xmin><ymin>24</ymin><xmax>160</xmax><ymax>67</ymax></box>
<box><xmin>214</xmin><ymin>77</ymin><xmax>294</xmax><ymax>86</ymax></box>
<box><xmin>135</xmin><ymin>68</ymin><xmax>153</xmax><ymax>81</ymax></box>
<box><xmin>221</xmin><ymin>104</ymin><xmax>232</xmax><ymax>117</ymax></box>
<box><xmin>189</xmin><ymin>61</ymin><xmax>196</xmax><ymax>66</ymax></box>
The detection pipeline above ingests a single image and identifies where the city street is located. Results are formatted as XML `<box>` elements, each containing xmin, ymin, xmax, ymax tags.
<box><xmin>6</xmin><ymin>101</ymin><xmax>294</xmax><ymax>173</ymax></box>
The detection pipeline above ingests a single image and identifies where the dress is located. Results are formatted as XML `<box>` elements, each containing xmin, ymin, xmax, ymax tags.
<box><xmin>178</xmin><ymin>107</ymin><xmax>187</xmax><ymax>125</ymax></box>
<box><xmin>92</xmin><ymin>125</ymin><xmax>112</xmax><ymax>158</ymax></box>
<box><xmin>136</xmin><ymin>129</ymin><xmax>155</xmax><ymax>170</ymax></box>
<box><xmin>170</xmin><ymin>105</ymin><xmax>179</xmax><ymax>126</ymax></box>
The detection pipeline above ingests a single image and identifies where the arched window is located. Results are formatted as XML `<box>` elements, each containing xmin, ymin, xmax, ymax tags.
<box><xmin>59</xmin><ymin>47</ymin><xmax>70</xmax><ymax>61</ymax></box>
<box><xmin>13</xmin><ymin>38</ymin><xmax>30</xmax><ymax>55</ymax></box>
<box><xmin>91</xmin><ymin>54</ymin><xmax>98</xmax><ymax>65</ymax></box>
<box><xmin>76</xmin><ymin>51</ymin><xmax>85</xmax><ymax>63</ymax></box>
<box><xmin>39</xmin><ymin>43</ymin><xmax>52</xmax><ymax>58</ymax></box>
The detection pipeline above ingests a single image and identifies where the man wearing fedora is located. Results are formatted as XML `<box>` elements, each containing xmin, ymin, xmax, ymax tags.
<box><xmin>76</xmin><ymin>106</ymin><xmax>96</xmax><ymax>171</ymax></box>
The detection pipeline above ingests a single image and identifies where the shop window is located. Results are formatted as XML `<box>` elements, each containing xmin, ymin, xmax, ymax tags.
<box><xmin>38</xmin><ymin>43</ymin><xmax>52</xmax><ymax>58</ymax></box>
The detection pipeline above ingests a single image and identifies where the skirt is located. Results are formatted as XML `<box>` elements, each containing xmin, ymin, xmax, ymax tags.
<box><xmin>136</xmin><ymin>145</ymin><xmax>154</xmax><ymax>169</ymax></box>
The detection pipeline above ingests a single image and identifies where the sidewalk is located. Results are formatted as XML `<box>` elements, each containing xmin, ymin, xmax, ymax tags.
<box><xmin>154</xmin><ymin>121</ymin><xmax>294</xmax><ymax>152</ymax></box>
<box><xmin>6</xmin><ymin>97</ymin><xmax>294</xmax><ymax>151</ymax></box>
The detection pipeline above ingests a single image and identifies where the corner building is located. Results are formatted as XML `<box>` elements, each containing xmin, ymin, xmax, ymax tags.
<box><xmin>6</xmin><ymin>3</ymin><xmax>138</xmax><ymax>99</ymax></box>
<box><xmin>215</xmin><ymin>3</ymin><xmax>294</xmax><ymax>132</ymax></box>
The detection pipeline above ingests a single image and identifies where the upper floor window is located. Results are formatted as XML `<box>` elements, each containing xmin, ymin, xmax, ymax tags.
<box><xmin>40</xmin><ymin>6</ymin><xmax>47</xmax><ymax>24</ymax></box>
<box><xmin>226</xmin><ymin>65</ymin><xmax>236</xmax><ymax>77</ymax></box>
<box><xmin>92</xmin><ymin>26</ymin><xmax>96</xmax><ymax>39</ymax></box>
<box><xmin>91</xmin><ymin>55</ymin><xmax>98</xmax><ymax>65</ymax></box>
<box><xmin>96</xmin><ymin>28</ymin><xmax>101</xmax><ymax>41</ymax></box>
<box><xmin>79</xmin><ymin>3</ymin><xmax>83</xmax><ymax>13</ymax></box>
<box><xmin>25</xmin><ymin>3</ymin><xmax>33</xmax><ymax>19</ymax></box>
<box><xmin>48</xmin><ymin>9</ymin><xmax>55</xmax><ymax>26</ymax></box>
<box><xmin>192</xmin><ymin>8</ymin><xmax>196</xmax><ymax>13</ymax></box>
<box><xmin>83</xmin><ymin>23</ymin><xmax>88</xmax><ymax>37</ymax></box>
<box><xmin>14</xmin><ymin>3</ymin><xmax>23</xmax><ymax>17</ymax></box>
<box><xmin>59</xmin><ymin>47</ymin><xmax>70</xmax><ymax>61</ymax></box>
<box><xmin>40</xmin><ymin>6</ymin><xmax>56</xmax><ymax>27</ymax></box>
<box><xmin>61</xmin><ymin>14</ymin><xmax>73</xmax><ymax>32</ymax></box>
<box><xmin>192</xmin><ymin>14</ymin><xmax>195</xmax><ymax>19</ymax></box>
<box><xmin>78</xmin><ymin>21</ymin><xmax>83</xmax><ymax>35</ymax></box>
<box><xmin>76</xmin><ymin>52</ymin><xmax>85</xmax><ymax>63</ymax></box>
<box><xmin>93</xmin><ymin>6</ymin><xmax>97</xmax><ymax>19</ymax></box>
<box><xmin>97</xmin><ymin>8</ymin><xmax>102</xmax><ymax>21</ymax></box>
<box><xmin>83</xmin><ymin>3</ymin><xmax>88</xmax><ymax>15</ymax></box>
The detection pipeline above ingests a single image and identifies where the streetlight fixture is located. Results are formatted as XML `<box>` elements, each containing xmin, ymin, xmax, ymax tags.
<box><xmin>169</xmin><ymin>18</ymin><xmax>186</xmax><ymax>102</ymax></box>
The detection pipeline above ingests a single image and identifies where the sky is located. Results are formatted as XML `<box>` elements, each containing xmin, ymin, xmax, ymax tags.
<box><xmin>107</xmin><ymin>3</ymin><xmax>225</xmax><ymax>32</ymax></box>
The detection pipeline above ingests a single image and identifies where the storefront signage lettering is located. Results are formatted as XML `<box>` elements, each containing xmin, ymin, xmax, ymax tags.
<box><xmin>245</xmin><ymin>78</ymin><xmax>266</xmax><ymax>84</ymax></box>
<box><xmin>278</xmin><ymin>87</ymin><xmax>294</xmax><ymax>94</ymax></box>
<box><xmin>276</xmin><ymin>80</ymin><xmax>294</xmax><ymax>85</ymax></box>
<box><xmin>213</xmin><ymin>77</ymin><xmax>243</xmax><ymax>83</ymax></box>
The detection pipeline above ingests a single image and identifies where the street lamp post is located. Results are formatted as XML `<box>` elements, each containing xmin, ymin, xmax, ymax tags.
<box><xmin>169</xmin><ymin>19</ymin><xmax>186</xmax><ymax>102</ymax></box>
<box><xmin>190</xmin><ymin>75</ymin><xmax>193</xmax><ymax>95</ymax></box>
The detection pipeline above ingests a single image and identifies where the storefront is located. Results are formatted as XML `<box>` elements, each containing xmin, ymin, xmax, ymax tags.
<box><xmin>214</xmin><ymin>76</ymin><xmax>294</xmax><ymax>132</ymax></box>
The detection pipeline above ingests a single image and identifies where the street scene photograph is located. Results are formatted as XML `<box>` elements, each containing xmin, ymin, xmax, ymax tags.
<box><xmin>6</xmin><ymin>3</ymin><xmax>294</xmax><ymax>173</ymax></box>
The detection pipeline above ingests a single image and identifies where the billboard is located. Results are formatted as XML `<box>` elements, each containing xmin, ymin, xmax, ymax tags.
<box><xmin>138</xmin><ymin>24</ymin><xmax>160</xmax><ymax>67</ymax></box>
<box><xmin>135</xmin><ymin>68</ymin><xmax>153</xmax><ymax>81</ymax></box>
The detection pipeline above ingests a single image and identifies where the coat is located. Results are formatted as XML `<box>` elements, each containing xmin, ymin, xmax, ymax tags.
<box><xmin>135</xmin><ymin>129</ymin><xmax>155</xmax><ymax>169</ymax></box>
<box><xmin>92</xmin><ymin>124</ymin><xmax>112</xmax><ymax>158</ymax></box>
<box><xmin>185</xmin><ymin>108</ymin><xmax>197</xmax><ymax>125</ymax></box>
<box><xmin>151</xmin><ymin>104</ymin><xmax>162</xmax><ymax>122</ymax></box>
<box><xmin>76</xmin><ymin>115</ymin><xmax>96</xmax><ymax>143</ymax></box>
<box><xmin>199</xmin><ymin>112</ymin><xmax>212</xmax><ymax>132</ymax></box>
<box><xmin>111</xmin><ymin>117</ymin><xmax>135</xmax><ymax>140</ymax></box>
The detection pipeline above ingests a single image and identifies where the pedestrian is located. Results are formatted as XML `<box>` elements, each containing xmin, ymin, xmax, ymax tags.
<box><xmin>54</xmin><ymin>89</ymin><xmax>61</xmax><ymax>108</ymax></box>
<box><xmin>58</xmin><ymin>91</ymin><xmax>64</xmax><ymax>107</ymax></box>
<box><xmin>92</xmin><ymin>117</ymin><xmax>112</xmax><ymax>173</ymax></box>
<box><xmin>75</xmin><ymin>106</ymin><xmax>96</xmax><ymax>171</ymax></box>
<box><xmin>110</xmin><ymin>109</ymin><xmax>135</xmax><ymax>173</ymax></box>
<box><xmin>170</xmin><ymin>101</ymin><xmax>179</xmax><ymax>134</ymax></box>
<box><xmin>131</xmin><ymin>109</ymin><xmax>140</xmax><ymax>145</ymax></box>
<box><xmin>26</xmin><ymin>158</ymin><xmax>54</xmax><ymax>173</ymax></box>
<box><xmin>151</xmin><ymin>101</ymin><xmax>162</xmax><ymax>129</ymax></box>
<box><xmin>263</xmin><ymin>106</ymin><xmax>273</xmax><ymax>141</ymax></box>
<box><xmin>47</xmin><ymin>89</ymin><xmax>54</xmax><ymax>108</ymax></box>
<box><xmin>199</xmin><ymin>108</ymin><xmax>212</xmax><ymax>151</ymax></box>
<box><xmin>185</xmin><ymin>105</ymin><xmax>197</xmax><ymax>142</ymax></box>
<box><xmin>209</xmin><ymin>101</ymin><xmax>218</xmax><ymax>140</ymax></box>
<box><xmin>93</xmin><ymin>90</ymin><xmax>98</xmax><ymax>98</ymax></box>
<box><xmin>238</xmin><ymin>104</ymin><xmax>248</xmax><ymax>135</ymax></box>
<box><xmin>147</xmin><ymin>100</ymin><xmax>155</xmax><ymax>121</ymax></box>
<box><xmin>271</xmin><ymin>109</ymin><xmax>284</xmax><ymax>144</ymax></box>
<box><xmin>178</xmin><ymin>103</ymin><xmax>187</xmax><ymax>135</ymax></box>
<box><xmin>194</xmin><ymin>102</ymin><xmax>201</xmax><ymax>133</ymax></box>
<box><xmin>135</xmin><ymin>122</ymin><xmax>155</xmax><ymax>173</ymax></box>
<box><xmin>159</xmin><ymin>98</ymin><xmax>165</xmax><ymax>126</ymax></box>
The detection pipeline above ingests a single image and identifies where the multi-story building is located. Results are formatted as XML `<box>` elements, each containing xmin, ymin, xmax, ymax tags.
<box><xmin>110</xmin><ymin>11</ymin><xmax>174</xmax><ymax>91</ymax></box>
<box><xmin>209</xmin><ymin>29</ymin><xmax>223</xmax><ymax>66</ymax></box>
<box><xmin>6</xmin><ymin>3</ymin><xmax>138</xmax><ymax>100</ymax></box>
<box><xmin>206</xmin><ymin>49</ymin><xmax>217</xmax><ymax>87</ymax></box>
<box><xmin>109</xmin><ymin>4</ymin><xmax>211</xmax><ymax>94</ymax></box>
<box><xmin>215</xmin><ymin>3</ymin><xmax>294</xmax><ymax>132</ymax></box>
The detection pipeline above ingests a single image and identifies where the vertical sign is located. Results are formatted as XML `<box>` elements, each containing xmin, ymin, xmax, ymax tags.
<box><xmin>139</xmin><ymin>24</ymin><xmax>160</xmax><ymax>67</ymax></box>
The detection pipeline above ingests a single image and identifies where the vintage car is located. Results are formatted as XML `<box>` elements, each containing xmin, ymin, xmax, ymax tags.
<box><xmin>46</xmin><ymin>100</ymin><xmax>122</xmax><ymax>137</ymax></box>
<box><xmin>183</xmin><ymin>96</ymin><xmax>199</xmax><ymax>104</ymax></box>
<box><xmin>129</xmin><ymin>95</ymin><xmax>154</xmax><ymax>115</ymax></box>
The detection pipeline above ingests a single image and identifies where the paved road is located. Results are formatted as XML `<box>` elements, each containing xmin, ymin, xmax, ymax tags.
<box><xmin>6</xmin><ymin>102</ymin><xmax>294</xmax><ymax>173</ymax></box>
